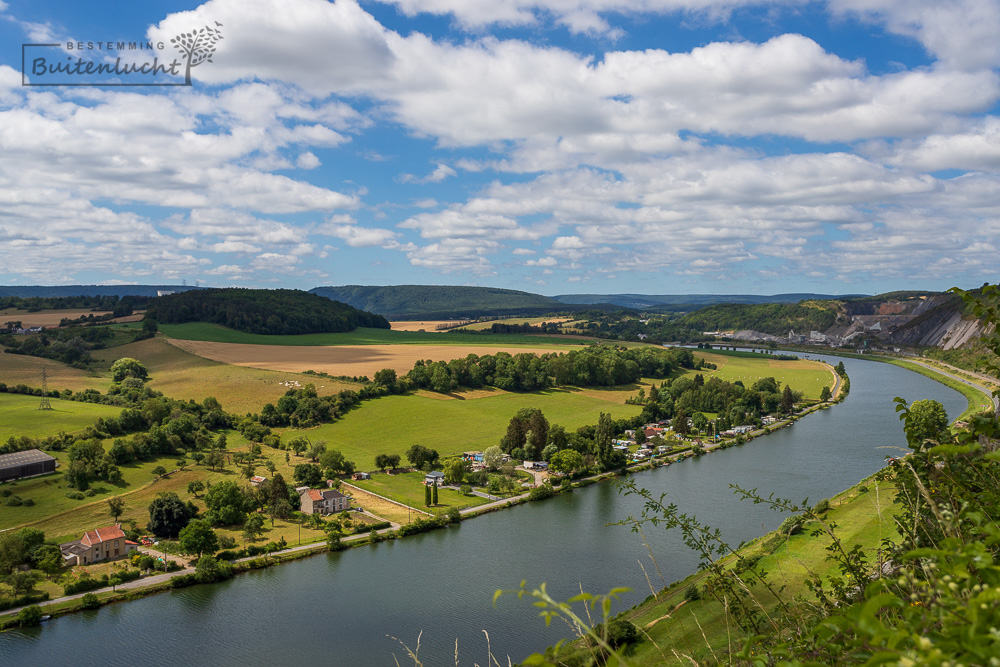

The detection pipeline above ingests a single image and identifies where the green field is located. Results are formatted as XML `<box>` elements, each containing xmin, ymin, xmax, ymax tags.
<box><xmin>0</xmin><ymin>393</ymin><xmax>123</xmax><ymax>441</ymax></box>
<box><xmin>121</xmin><ymin>322</ymin><xmax>589</xmax><ymax>348</ymax></box>
<box><xmin>350</xmin><ymin>471</ymin><xmax>492</xmax><ymax>515</ymax></box>
<box><xmin>284</xmin><ymin>388</ymin><xmax>644</xmax><ymax>471</ymax></box>
<box><xmin>689</xmin><ymin>350</ymin><xmax>833</xmax><ymax>400</ymax></box>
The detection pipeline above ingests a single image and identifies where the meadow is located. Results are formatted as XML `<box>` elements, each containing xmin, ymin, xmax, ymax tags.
<box><xmin>0</xmin><ymin>393</ymin><xmax>122</xmax><ymax>441</ymax></box>
<box><xmin>289</xmin><ymin>387</ymin><xmax>644</xmax><ymax>471</ymax></box>
<box><xmin>688</xmin><ymin>350</ymin><xmax>833</xmax><ymax>400</ymax></box>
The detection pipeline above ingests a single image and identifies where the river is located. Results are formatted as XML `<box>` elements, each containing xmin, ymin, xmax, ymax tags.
<box><xmin>0</xmin><ymin>353</ymin><xmax>968</xmax><ymax>665</ymax></box>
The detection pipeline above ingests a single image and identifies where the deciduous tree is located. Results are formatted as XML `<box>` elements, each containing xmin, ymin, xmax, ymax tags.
<box><xmin>147</xmin><ymin>492</ymin><xmax>194</xmax><ymax>538</ymax></box>
<box><xmin>107</xmin><ymin>496</ymin><xmax>125</xmax><ymax>522</ymax></box>
<box><xmin>178</xmin><ymin>519</ymin><xmax>219</xmax><ymax>559</ymax></box>
<box><xmin>110</xmin><ymin>357</ymin><xmax>148</xmax><ymax>383</ymax></box>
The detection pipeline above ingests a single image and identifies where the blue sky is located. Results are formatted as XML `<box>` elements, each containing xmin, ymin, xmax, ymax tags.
<box><xmin>0</xmin><ymin>0</ymin><xmax>998</xmax><ymax>296</ymax></box>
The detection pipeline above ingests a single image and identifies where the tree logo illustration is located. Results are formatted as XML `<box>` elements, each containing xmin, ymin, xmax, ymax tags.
<box><xmin>170</xmin><ymin>22</ymin><xmax>222</xmax><ymax>85</ymax></box>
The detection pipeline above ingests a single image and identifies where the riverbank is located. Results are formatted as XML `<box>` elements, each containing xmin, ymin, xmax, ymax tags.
<box><xmin>0</xmin><ymin>384</ymin><xmax>843</xmax><ymax>629</ymax></box>
<box><xmin>522</xmin><ymin>353</ymin><xmax>986</xmax><ymax>665</ymax></box>
<box><xmin>532</xmin><ymin>472</ymin><xmax>897</xmax><ymax>666</ymax></box>
<box><xmin>3</xmin><ymin>356</ymin><xmax>970</xmax><ymax>640</ymax></box>
<box><xmin>0</xmin><ymin>353</ymin><xmax>970</xmax><ymax>664</ymax></box>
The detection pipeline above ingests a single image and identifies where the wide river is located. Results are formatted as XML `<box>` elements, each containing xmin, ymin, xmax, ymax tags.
<box><xmin>0</xmin><ymin>353</ymin><xmax>968</xmax><ymax>665</ymax></box>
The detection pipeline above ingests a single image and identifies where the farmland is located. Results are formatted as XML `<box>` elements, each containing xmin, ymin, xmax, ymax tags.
<box><xmin>167</xmin><ymin>339</ymin><xmax>581</xmax><ymax>380</ymax></box>
<box><xmin>0</xmin><ymin>323</ymin><xmax>834</xmax><ymax>570</ymax></box>
<box><xmin>121</xmin><ymin>322</ymin><xmax>587</xmax><ymax>347</ymax></box>
<box><xmin>0</xmin><ymin>308</ymin><xmax>143</xmax><ymax>328</ymax></box>
<box><xmin>389</xmin><ymin>320</ymin><xmax>457</xmax><ymax>332</ymax></box>
<box><xmin>455</xmin><ymin>316</ymin><xmax>574</xmax><ymax>331</ymax></box>
<box><xmin>89</xmin><ymin>338</ymin><xmax>362</xmax><ymax>414</ymax></box>
<box><xmin>686</xmin><ymin>350</ymin><xmax>834</xmax><ymax>400</ymax></box>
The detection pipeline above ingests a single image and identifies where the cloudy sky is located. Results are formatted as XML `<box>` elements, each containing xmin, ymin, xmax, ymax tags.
<box><xmin>1</xmin><ymin>0</ymin><xmax>998</xmax><ymax>296</ymax></box>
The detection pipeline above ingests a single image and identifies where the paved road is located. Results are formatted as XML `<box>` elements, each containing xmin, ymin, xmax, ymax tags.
<box><xmin>902</xmin><ymin>359</ymin><xmax>998</xmax><ymax>414</ymax></box>
<box><xmin>0</xmin><ymin>526</ymin><xmax>403</xmax><ymax>620</ymax></box>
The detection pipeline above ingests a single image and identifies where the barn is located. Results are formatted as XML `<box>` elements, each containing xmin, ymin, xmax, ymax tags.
<box><xmin>0</xmin><ymin>449</ymin><xmax>57</xmax><ymax>482</ymax></box>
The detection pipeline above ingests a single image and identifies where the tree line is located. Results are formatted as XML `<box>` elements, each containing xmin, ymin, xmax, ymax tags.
<box><xmin>0</xmin><ymin>294</ymin><xmax>149</xmax><ymax>313</ymax></box>
<box><xmin>399</xmin><ymin>345</ymin><xmax>706</xmax><ymax>394</ymax></box>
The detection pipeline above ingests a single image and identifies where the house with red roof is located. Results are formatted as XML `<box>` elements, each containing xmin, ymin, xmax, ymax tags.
<box><xmin>59</xmin><ymin>524</ymin><xmax>139</xmax><ymax>566</ymax></box>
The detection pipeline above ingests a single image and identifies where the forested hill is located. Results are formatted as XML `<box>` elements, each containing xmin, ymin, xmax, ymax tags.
<box><xmin>678</xmin><ymin>301</ymin><xmax>840</xmax><ymax>335</ymax></box>
<box><xmin>554</xmin><ymin>292</ymin><xmax>866</xmax><ymax>310</ymax></box>
<box><xmin>309</xmin><ymin>285</ymin><xmax>575</xmax><ymax>319</ymax></box>
<box><xmin>144</xmin><ymin>288</ymin><xmax>389</xmax><ymax>335</ymax></box>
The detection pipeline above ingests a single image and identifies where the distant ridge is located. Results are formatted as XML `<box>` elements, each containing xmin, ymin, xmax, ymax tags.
<box><xmin>308</xmin><ymin>284</ymin><xmax>580</xmax><ymax>319</ymax></box>
<box><xmin>0</xmin><ymin>284</ymin><xmax>201</xmax><ymax>298</ymax></box>
<box><xmin>553</xmin><ymin>292</ymin><xmax>869</xmax><ymax>309</ymax></box>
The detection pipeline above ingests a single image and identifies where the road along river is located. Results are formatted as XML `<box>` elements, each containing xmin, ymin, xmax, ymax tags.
<box><xmin>0</xmin><ymin>353</ymin><xmax>968</xmax><ymax>665</ymax></box>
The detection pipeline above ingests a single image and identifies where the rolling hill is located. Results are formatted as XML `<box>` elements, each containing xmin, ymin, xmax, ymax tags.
<box><xmin>309</xmin><ymin>285</ymin><xmax>576</xmax><ymax>319</ymax></box>
<box><xmin>144</xmin><ymin>288</ymin><xmax>389</xmax><ymax>335</ymax></box>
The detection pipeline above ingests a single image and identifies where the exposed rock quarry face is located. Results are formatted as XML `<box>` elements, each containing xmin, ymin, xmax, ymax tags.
<box><xmin>875</xmin><ymin>302</ymin><xmax>909</xmax><ymax>316</ymax></box>
<box><xmin>884</xmin><ymin>296</ymin><xmax>990</xmax><ymax>349</ymax></box>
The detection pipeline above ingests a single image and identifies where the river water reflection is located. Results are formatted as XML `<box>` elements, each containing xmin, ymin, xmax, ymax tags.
<box><xmin>0</xmin><ymin>353</ymin><xmax>968</xmax><ymax>665</ymax></box>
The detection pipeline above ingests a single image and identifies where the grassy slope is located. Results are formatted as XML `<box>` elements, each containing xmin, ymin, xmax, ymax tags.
<box><xmin>90</xmin><ymin>337</ymin><xmax>362</xmax><ymax>414</ymax></box>
<box><xmin>689</xmin><ymin>351</ymin><xmax>833</xmax><ymax>400</ymax></box>
<box><xmin>0</xmin><ymin>350</ymin><xmax>106</xmax><ymax>393</ymax></box>
<box><xmin>122</xmin><ymin>322</ymin><xmax>588</xmax><ymax>347</ymax></box>
<box><xmin>620</xmin><ymin>478</ymin><xmax>896</xmax><ymax>665</ymax></box>
<box><xmin>284</xmin><ymin>387</ymin><xmax>645</xmax><ymax>471</ymax></box>
<box><xmin>0</xmin><ymin>393</ymin><xmax>122</xmax><ymax>440</ymax></box>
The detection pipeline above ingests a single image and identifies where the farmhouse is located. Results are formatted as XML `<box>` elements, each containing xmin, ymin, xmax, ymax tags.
<box><xmin>59</xmin><ymin>524</ymin><xmax>138</xmax><ymax>566</ymax></box>
<box><xmin>424</xmin><ymin>471</ymin><xmax>445</xmax><ymax>485</ymax></box>
<box><xmin>352</xmin><ymin>471</ymin><xmax>371</xmax><ymax>480</ymax></box>
<box><xmin>0</xmin><ymin>449</ymin><xmax>57</xmax><ymax>482</ymax></box>
<box><xmin>299</xmin><ymin>487</ymin><xmax>350</xmax><ymax>515</ymax></box>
